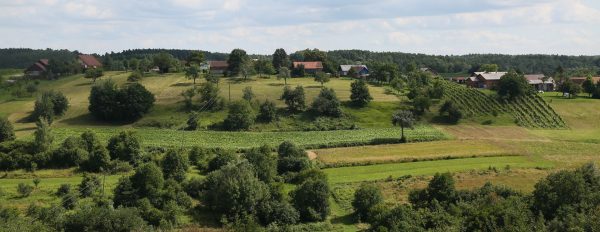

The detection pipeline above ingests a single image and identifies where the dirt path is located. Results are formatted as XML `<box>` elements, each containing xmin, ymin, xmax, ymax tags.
<box><xmin>306</xmin><ymin>150</ymin><xmax>318</xmax><ymax>160</ymax></box>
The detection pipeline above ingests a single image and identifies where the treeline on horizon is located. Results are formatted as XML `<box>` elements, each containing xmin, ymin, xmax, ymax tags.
<box><xmin>1</xmin><ymin>48</ymin><xmax>600</xmax><ymax>75</ymax></box>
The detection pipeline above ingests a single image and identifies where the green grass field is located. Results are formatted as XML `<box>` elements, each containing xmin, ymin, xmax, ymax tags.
<box><xmin>324</xmin><ymin>156</ymin><xmax>553</xmax><ymax>184</ymax></box>
<box><xmin>314</xmin><ymin>140</ymin><xmax>510</xmax><ymax>166</ymax></box>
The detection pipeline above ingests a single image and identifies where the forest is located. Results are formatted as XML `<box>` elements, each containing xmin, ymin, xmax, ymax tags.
<box><xmin>2</xmin><ymin>48</ymin><xmax>599</xmax><ymax>75</ymax></box>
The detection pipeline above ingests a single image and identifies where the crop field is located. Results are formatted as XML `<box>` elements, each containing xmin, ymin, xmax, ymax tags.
<box><xmin>323</xmin><ymin>155</ymin><xmax>553</xmax><ymax>184</ymax></box>
<box><xmin>50</xmin><ymin>125</ymin><xmax>448</xmax><ymax>149</ymax></box>
<box><xmin>441</xmin><ymin>81</ymin><xmax>567</xmax><ymax>128</ymax></box>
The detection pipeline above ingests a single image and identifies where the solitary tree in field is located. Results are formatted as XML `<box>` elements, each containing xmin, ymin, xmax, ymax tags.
<box><xmin>392</xmin><ymin>110</ymin><xmax>414</xmax><ymax>142</ymax></box>
<box><xmin>227</xmin><ymin>49</ymin><xmax>249</xmax><ymax>76</ymax></box>
<box><xmin>0</xmin><ymin>117</ymin><xmax>15</xmax><ymax>142</ymax></box>
<box><xmin>350</xmin><ymin>79</ymin><xmax>372</xmax><ymax>107</ymax></box>
<box><xmin>272</xmin><ymin>48</ymin><xmax>289</xmax><ymax>71</ymax></box>
<box><xmin>582</xmin><ymin>76</ymin><xmax>596</xmax><ymax>97</ymax></box>
<box><xmin>314</xmin><ymin>71</ymin><xmax>330</xmax><ymax>87</ymax></box>
<box><xmin>278</xmin><ymin>67</ymin><xmax>291</xmax><ymax>85</ymax></box>
<box><xmin>185</xmin><ymin>65</ymin><xmax>201</xmax><ymax>85</ymax></box>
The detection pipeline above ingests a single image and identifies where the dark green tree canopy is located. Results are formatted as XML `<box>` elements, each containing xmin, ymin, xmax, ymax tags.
<box><xmin>497</xmin><ymin>71</ymin><xmax>531</xmax><ymax>100</ymax></box>
<box><xmin>350</xmin><ymin>79</ymin><xmax>373</xmax><ymax>107</ymax></box>
<box><xmin>310</xmin><ymin>88</ymin><xmax>342</xmax><ymax>117</ymax></box>
<box><xmin>227</xmin><ymin>49</ymin><xmax>249</xmax><ymax>76</ymax></box>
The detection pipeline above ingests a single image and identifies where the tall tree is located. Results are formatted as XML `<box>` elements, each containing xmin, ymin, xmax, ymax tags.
<box><xmin>227</xmin><ymin>49</ymin><xmax>249</xmax><ymax>76</ymax></box>
<box><xmin>277</xmin><ymin>67</ymin><xmax>291</xmax><ymax>85</ymax></box>
<box><xmin>350</xmin><ymin>79</ymin><xmax>373</xmax><ymax>107</ymax></box>
<box><xmin>582</xmin><ymin>76</ymin><xmax>596</xmax><ymax>97</ymax></box>
<box><xmin>392</xmin><ymin>110</ymin><xmax>414</xmax><ymax>142</ymax></box>
<box><xmin>497</xmin><ymin>71</ymin><xmax>531</xmax><ymax>100</ymax></box>
<box><xmin>0</xmin><ymin>117</ymin><xmax>15</xmax><ymax>142</ymax></box>
<box><xmin>186</xmin><ymin>51</ymin><xmax>205</xmax><ymax>66</ymax></box>
<box><xmin>153</xmin><ymin>52</ymin><xmax>174</xmax><ymax>73</ymax></box>
<box><xmin>34</xmin><ymin>118</ymin><xmax>53</xmax><ymax>152</ymax></box>
<box><xmin>314</xmin><ymin>71</ymin><xmax>330</xmax><ymax>87</ymax></box>
<box><xmin>185</xmin><ymin>65</ymin><xmax>201</xmax><ymax>85</ymax></box>
<box><xmin>272</xmin><ymin>48</ymin><xmax>289</xmax><ymax>71</ymax></box>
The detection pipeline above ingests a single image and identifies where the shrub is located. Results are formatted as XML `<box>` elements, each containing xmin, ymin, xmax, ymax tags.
<box><xmin>0</xmin><ymin>117</ymin><xmax>15</xmax><ymax>143</ymax></box>
<box><xmin>30</xmin><ymin>91</ymin><xmax>69</xmax><ymax>123</ymax></box>
<box><xmin>79</xmin><ymin>174</ymin><xmax>101</xmax><ymax>197</ymax></box>
<box><xmin>352</xmin><ymin>184</ymin><xmax>384</xmax><ymax>222</ymax></box>
<box><xmin>277</xmin><ymin>141</ymin><xmax>310</xmax><ymax>174</ymax></box>
<box><xmin>33</xmin><ymin>118</ymin><xmax>53</xmax><ymax>153</ymax></box>
<box><xmin>311</xmin><ymin>88</ymin><xmax>342</xmax><ymax>117</ymax></box>
<box><xmin>439</xmin><ymin>101</ymin><xmax>462</xmax><ymax>124</ymax></box>
<box><xmin>223</xmin><ymin>100</ymin><xmax>254</xmax><ymax>131</ymax></box>
<box><xmin>412</xmin><ymin>95</ymin><xmax>431</xmax><ymax>116</ymax></box>
<box><xmin>88</xmin><ymin>80</ymin><xmax>155</xmax><ymax>122</ymax></box>
<box><xmin>282</xmin><ymin>86</ymin><xmax>306</xmax><ymax>112</ymax></box>
<box><xmin>107</xmin><ymin>131</ymin><xmax>144</xmax><ymax>165</ymax></box>
<box><xmin>350</xmin><ymin>79</ymin><xmax>373</xmax><ymax>107</ymax></box>
<box><xmin>56</xmin><ymin>184</ymin><xmax>71</xmax><ymax>196</ymax></box>
<box><xmin>185</xmin><ymin>112</ymin><xmax>200</xmax><ymax>131</ymax></box>
<box><xmin>61</xmin><ymin>192</ymin><xmax>78</xmax><ymax>209</ymax></box>
<box><xmin>62</xmin><ymin>205</ymin><xmax>148</xmax><ymax>231</ymax></box>
<box><xmin>242</xmin><ymin>86</ymin><xmax>255</xmax><ymax>101</ymax></box>
<box><xmin>291</xmin><ymin>178</ymin><xmax>330</xmax><ymax>222</ymax></box>
<box><xmin>81</xmin><ymin>146</ymin><xmax>111</xmax><ymax>172</ymax></box>
<box><xmin>257</xmin><ymin>99</ymin><xmax>278</xmax><ymax>122</ymax></box>
<box><xmin>243</xmin><ymin>145</ymin><xmax>277</xmax><ymax>183</ymax></box>
<box><xmin>162</xmin><ymin>150</ymin><xmax>189</xmax><ymax>182</ymax></box>
<box><xmin>127</xmin><ymin>70</ymin><xmax>143</xmax><ymax>82</ymax></box>
<box><xmin>17</xmin><ymin>183</ymin><xmax>34</xmax><ymax>197</ymax></box>
<box><xmin>207</xmin><ymin>150</ymin><xmax>237</xmax><ymax>172</ymax></box>
<box><xmin>197</xmin><ymin>82</ymin><xmax>223</xmax><ymax>111</ymax></box>
<box><xmin>202</xmin><ymin>161</ymin><xmax>270</xmax><ymax>220</ymax></box>
<box><xmin>497</xmin><ymin>71</ymin><xmax>531</xmax><ymax>100</ymax></box>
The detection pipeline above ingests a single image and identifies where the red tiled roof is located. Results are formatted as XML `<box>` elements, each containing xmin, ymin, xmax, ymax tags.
<box><xmin>209</xmin><ymin>61</ymin><xmax>228</xmax><ymax>69</ymax></box>
<box><xmin>78</xmin><ymin>54</ymin><xmax>103</xmax><ymax>68</ymax></box>
<box><xmin>293</xmin><ymin>61</ymin><xmax>323</xmax><ymax>70</ymax></box>
<box><xmin>39</xmin><ymin>59</ymin><xmax>49</xmax><ymax>66</ymax></box>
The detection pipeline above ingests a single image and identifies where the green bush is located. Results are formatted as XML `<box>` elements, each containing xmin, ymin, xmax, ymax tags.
<box><xmin>257</xmin><ymin>99</ymin><xmax>278</xmax><ymax>122</ymax></box>
<box><xmin>17</xmin><ymin>183</ymin><xmax>34</xmax><ymax>197</ymax></box>
<box><xmin>88</xmin><ymin>80</ymin><xmax>155</xmax><ymax>122</ymax></box>
<box><xmin>162</xmin><ymin>149</ymin><xmax>189</xmax><ymax>182</ymax></box>
<box><xmin>352</xmin><ymin>184</ymin><xmax>384</xmax><ymax>222</ymax></box>
<box><xmin>0</xmin><ymin>117</ymin><xmax>15</xmax><ymax>143</ymax></box>
<box><xmin>350</xmin><ymin>79</ymin><xmax>373</xmax><ymax>107</ymax></box>
<box><xmin>223</xmin><ymin>100</ymin><xmax>254</xmax><ymax>131</ymax></box>
<box><xmin>291</xmin><ymin>178</ymin><xmax>330</xmax><ymax>222</ymax></box>
<box><xmin>310</xmin><ymin>88</ymin><xmax>342</xmax><ymax>117</ymax></box>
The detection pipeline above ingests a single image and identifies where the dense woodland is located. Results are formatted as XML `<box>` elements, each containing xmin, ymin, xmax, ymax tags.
<box><xmin>2</xmin><ymin>48</ymin><xmax>600</xmax><ymax>75</ymax></box>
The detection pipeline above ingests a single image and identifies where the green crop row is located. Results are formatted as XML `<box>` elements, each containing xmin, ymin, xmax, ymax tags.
<box><xmin>50</xmin><ymin>126</ymin><xmax>449</xmax><ymax>150</ymax></box>
<box><xmin>441</xmin><ymin>81</ymin><xmax>566</xmax><ymax>129</ymax></box>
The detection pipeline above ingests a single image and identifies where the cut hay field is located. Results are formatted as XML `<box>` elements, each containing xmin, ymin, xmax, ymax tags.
<box><xmin>314</xmin><ymin>140</ymin><xmax>511</xmax><ymax>167</ymax></box>
<box><xmin>323</xmin><ymin>155</ymin><xmax>553</xmax><ymax>184</ymax></box>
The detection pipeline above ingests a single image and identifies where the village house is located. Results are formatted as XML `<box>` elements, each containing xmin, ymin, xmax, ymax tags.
<box><xmin>78</xmin><ymin>54</ymin><xmax>103</xmax><ymax>69</ymax></box>
<box><xmin>24</xmin><ymin>59</ymin><xmax>49</xmax><ymax>77</ymax></box>
<box><xmin>339</xmin><ymin>65</ymin><xmax>369</xmax><ymax>77</ymax></box>
<box><xmin>525</xmin><ymin>74</ymin><xmax>554</xmax><ymax>91</ymax></box>
<box><xmin>293</xmin><ymin>61</ymin><xmax>323</xmax><ymax>75</ymax></box>
<box><xmin>208</xmin><ymin>61</ymin><xmax>229</xmax><ymax>75</ymax></box>
<box><xmin>467</xmin><ymin>72</ymin><xmax>507</xmax><ymax>89</ymax></box>
<box><xmin>450</xmin><ymin>77</ymin><xmax>467</xmax><ymax>84</ymax></box>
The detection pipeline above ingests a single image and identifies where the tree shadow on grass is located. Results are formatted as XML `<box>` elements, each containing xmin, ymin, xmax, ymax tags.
<box><xmin>268</xmin><ymin>83</ymin><xmax>285</xmax><ymax>87</ymax></box>
<box><xmin>330</xmin><ymin>213</ymin><xmax>356</xmax><ymax>226</ymax></box>
<box><xmin>59</xmin><ymin>113</ymin><xmax>132</xmax><ymax>127</ymax></box>
<box><xmin>171</xmin><ymin>82</ymin><xmax>194</xmax><ymax>87</ymax></box>
<box><xmin>74</xmin><ymin>82</ymin><xmax>93</xmax><ymax>87</ymax></box>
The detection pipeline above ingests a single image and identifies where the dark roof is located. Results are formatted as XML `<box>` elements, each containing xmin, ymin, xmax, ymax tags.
<box><xmin>209</xmin><ymin>61</ymin><xmax>228</xmax><ymax>69</ymax></box>
<box><xmin>293</xmin><ymin>62</ymin><xmax>323</xmax><ymax>70</ymax></box>
<box><xmin>78</xmin><ymin>54</ymin><xmax>103</xmax><ymax>68</ymax></box>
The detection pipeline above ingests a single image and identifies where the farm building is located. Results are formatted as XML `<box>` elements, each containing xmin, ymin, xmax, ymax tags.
<box><xmin>420</xmin><ymin>67</ymin><xmax>437</xmax><ymax>75</ymax></box>
<box><xmin>450</xmin><ymin>77</ymin><xmax>467</xmax><ymax>84</ymax></box>
<box><xmin>339</xmin><ymin>65</ymin><xmax>369</xmax><ymax>77</ymax></box>
<box><xmin>570</xmin><ymin>76</ymin><xmax>600</xmax><ymax>85</ymax></box>
<box><xmin>78</xmin><ymin>54</ymin><xmax>103</xmax><ymax>69</ymax></box>
<box><xmin>293</xmin><ymin>61</ymin><xmax>323</xmax><ymax>74</ymax></box>
<box><xmin>525</xmin><ymin>74</ymin><xmax>554</xmax><ymax>91</ymax></box>
<box><xmin>208</xmin><ymin>61</ymin><xmax>228</xmax><ymax>74</ymax></box>
<box><xmin>24</xmin><ymin>59</ymin><xmax>49</xmax><ymax>77</ymax></box>
<box><xmin>467</xmin><ymin>72</ymin><xmax>507</xmax><ymax>89</ymax></box>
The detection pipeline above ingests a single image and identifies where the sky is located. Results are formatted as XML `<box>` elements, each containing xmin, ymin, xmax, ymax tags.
<box><xmin>1</xmin><ymin>0</ymin><xmax>599</xmax><ymax>55</ymax></box>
